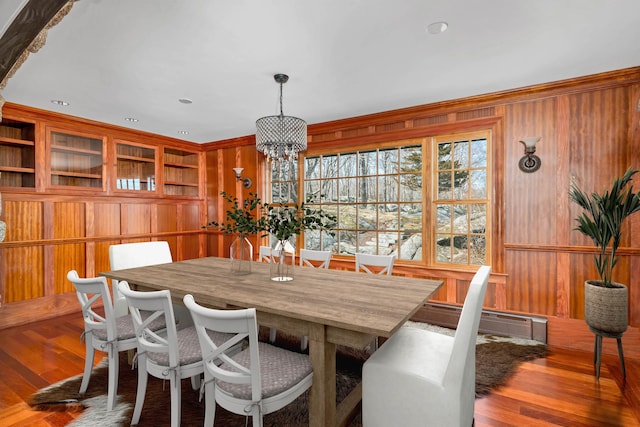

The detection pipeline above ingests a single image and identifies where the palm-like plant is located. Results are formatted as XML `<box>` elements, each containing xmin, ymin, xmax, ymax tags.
<box><xmin>569</xmin><ymin>167</ymin><xmax>640</xmax><ymax>287</ymax></box>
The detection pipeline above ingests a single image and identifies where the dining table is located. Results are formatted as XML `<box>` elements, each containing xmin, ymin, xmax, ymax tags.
<box><xmin>101</xmin><ymin>256</ymin><xmax>442</xmax><ymax>427</ymax></box>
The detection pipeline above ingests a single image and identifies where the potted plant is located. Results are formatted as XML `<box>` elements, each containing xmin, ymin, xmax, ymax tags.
<box><xmin>259</xmin><ymin>197</ymin><xmax>336</xmax><ymax>281</ymax></box>
<box><xmin>204</xmin><ymin>191</ymin><xmax>263</xmax><ymax>274</ymax></box>
<box><xmin>569</xmin><ymin>167</ymin><xmax>640</xmax><ymax>334</ymax></box>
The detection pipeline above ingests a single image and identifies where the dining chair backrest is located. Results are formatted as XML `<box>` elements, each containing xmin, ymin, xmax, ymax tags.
<box><xmin>299</xmin><ymin>248</ymin><xmax>331</xmax><ymax>269</ymax></box>
<box><xmin>67</xmin><ymin>270</ymin><xmax>138</xmax><ymax>411</ymax></box>
<box><xmin>183</xmin><ymin>294</ymin><xmax>313</xmax><ymax>427</ymax></box>
<box><xmin>361</xmin><ymin>265</ymin><xmax>491</xmax><ymax>427</ymax></box>
<box><xmin>109</xmin><ymin>241</ymin><xmax>173</xmax><ymax>317</ymax></box>
<box><xmin>118</xmin><ymin>283</ymin><xmax>179</xmax><ymax>366</ymax></box>
<box><xmin>446</xmin><ymin>265</ymin><xmax>491</xmax><ymax>387</ymax></box>
<box><xmin>355</xmin><ymin>253</ymin><xmax>395</xmax><ymax>276</ymax></box>
<box><xmin>69</xmin><ymin>270</ymin><xmax>119</xmax><ymax>349</ymax></box>
<box><xmin>118</xmin><ymin>282</ymin><xmax>205</xmax><ymax>426</ymax></box>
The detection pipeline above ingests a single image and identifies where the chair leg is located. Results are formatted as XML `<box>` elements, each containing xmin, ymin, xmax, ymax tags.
<box><xmin>170</xmin><ymin>375</ymin><xmax>181</xmax><ymax>427</ymax></box>
<box><xmin>79</xmin><ymin>337</ymin><xmax>94</xmax><ymax>394</ymax></box>
<box><xmin>131</xmin><ymin>355</ymin><xmax>148</xmax><ymax>425</ymax></box>
<box><xmin>616</xmin><ymin>337</ymin><xmax>626</xmax><ymax>381</ymax></box>
<box><xmin>191</xmin><ymin>374</ymin><xmax>201</xmax><ymax>390</ymax></box>
<box><xmin>106</xmin><ymin>348</ymin><xmax>119</xmax><ymax>411</ymax></box>
<box><xmin>203</xmin><ymin>378</ymin><xmax>216</xmax><ymax>427</ymax></box>
<box><xmin>300</xmin><ymin>335</ymin><xmax>308</xmax><ymax>352</ymax></box>
<box><xmin>269</xmin><ymin>327</ymin><xmax>277</xmax><ymax>343</ymax></box>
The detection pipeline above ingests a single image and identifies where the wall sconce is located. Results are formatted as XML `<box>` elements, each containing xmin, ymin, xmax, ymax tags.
<box><xmin>518</xmin><ymin>137</ymin><xmax>541</xmax><ymax>173</ymax></box>
<box><xmin>232</xmin><ymin>167</ymin><xmax>252</xmax><ymax>188</ymax></box>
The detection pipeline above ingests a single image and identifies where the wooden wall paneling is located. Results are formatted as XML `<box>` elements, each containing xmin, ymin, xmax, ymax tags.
<box><xmin>52</xmin><ymin>202</ymin><xmax>86</xmax><ymax>293</ymax></box>
<box><xmin>3</xmin><ymin>247</ymin><xmax>44</xmax><ymax>302</ymax></box>
<box><xmin>1</xmin><ymin>200</ymin><xmax>44</xmax><ymax>302</ymax></box>
<box><xmin>555</xmin><ymin>95</ymin><xmax>572</xmax><ymax>317</ymax></box>
<box><xmin>629</xmin><ymin>83</ymin><xmax>640</xmax><ymax>325</ymax></box>
<box><xmin>53</xmin><ymin>243</ymin><xmax>85</xmax><ymax>294</ymax></box>
<box><xmin>122</xmin><ymin>203</ymin><xmax>151</xmax><ymax>235</ymax></box>
<box><xmin>505</xmin><ymin>250</ymin><xmax>558</xmax><ymax>316</ymax></box>
<box><xmin>503</xmin><ymin>98</ymin><xmax>558</xmax><ymax>245</ymax></box>
<box><xmin>156</xmin><ymin>203</ymin><xmax>178</xmax><ymax>259</ymax></box>
<box><xmin>85</xmin><ymin>202</ymin><xmax>95</xmax><ymax>277</ymax></box>
<box><xmin>180</xmin><ymin>203</ymin><xmax>201</xmax><ymax>260</ymax></box>
<box><xmin>569</xmin><ymin>253</ymin><xmax>599</xmax><ymax>319</ymax></box>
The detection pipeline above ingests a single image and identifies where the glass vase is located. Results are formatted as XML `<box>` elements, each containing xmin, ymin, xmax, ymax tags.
<box><xmin>230</xmin><ymin>235</ymin><xmax>253</xmax><ymax>275</ymax></box>
<box><xmin>270</xmin><ymin>241</ymin><xmax>295</xmax><ymax>281</ymax></box>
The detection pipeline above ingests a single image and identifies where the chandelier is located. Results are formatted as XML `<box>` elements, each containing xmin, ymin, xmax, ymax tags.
<box><xmin>255</xmin><ymin>73</ymin><xmax>307</xmax><ymax>163</ymax></box>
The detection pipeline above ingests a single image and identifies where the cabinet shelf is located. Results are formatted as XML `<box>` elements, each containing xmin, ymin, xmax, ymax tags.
<box><xmin>164</xmin><ymin>161</ymin><xmax>198</xmax><ymax>169</ymax></box>
<box><xmin>51</xmin><ymin>144</ymin><xmax>103</xmax><ymax>156</ymax></box>
<box><xmin>0</xmin><ymin>166</ymin><xmax>35</xmax><ymax>174</ymax></box>
<box><xmin>118</xmin><ymin>154</ymin><xmax>155</xmax><ymax>163</ymax></box>
<box><xmin>51</xmin><ymin>170</ymin><xmax>102</xmax><ymax>179</ymax></box>
<box><xmin>164</xmin><ymin>180</ymin><xmax>199</xmax><ymax>187</ymax></box>
<box><xmin>0</xmin><ymin>136</ymin><xmax>35</xmax><ymax>146</ymax></box>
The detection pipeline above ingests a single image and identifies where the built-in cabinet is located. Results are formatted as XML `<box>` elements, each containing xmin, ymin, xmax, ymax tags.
<box><xmin>0</xmin><ymin>115</ymin><xmax>203</xmax><ymax>198</ymax></box>
<box><xmin>0</xmin><ymin>104</ymin><xmax>207</xmax><ymax>312</ymax></box>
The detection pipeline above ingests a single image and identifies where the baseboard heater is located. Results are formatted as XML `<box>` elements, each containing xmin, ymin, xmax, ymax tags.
<box><xmin>418</xmin><ymin>302</ymin><xmax>548</xmax><ymax>343</ymax></box>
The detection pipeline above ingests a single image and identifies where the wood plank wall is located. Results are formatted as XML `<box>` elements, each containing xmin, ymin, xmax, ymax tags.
<box><xmin>205</xmin><ymin>67</ymin><xmax>640</xmax><ymax>327</ymax></box>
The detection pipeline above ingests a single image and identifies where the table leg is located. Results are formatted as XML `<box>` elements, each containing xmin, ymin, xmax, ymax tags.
<box><xmin>308</xmin><ymin>323</ymin><xmax>336</xmax><ymax>427</ymax></box>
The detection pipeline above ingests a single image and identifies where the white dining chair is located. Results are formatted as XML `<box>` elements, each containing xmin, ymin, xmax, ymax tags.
<box><xmin>118</xmin><ymin>282</ymin><xmax>231</xmax><ymax>427</ymax></box>
<box><xmin>362</xmin><ymin>265</ymin><xmax>491</xmax><ymax>427</ymax></box>
<box><xmin>299</xmin><ymin>248</ymin><xmax>331</xmax><ymax>269</ymax></box>
<box><xmin>109</xmin><ymin>241</ymin><xmax>173</xmax><ymax>317</ymax></box>
<box><xmin>67</xmin><ymin>270</ymin><xmax>166</xmax><ymax>411</ymax></box>
<box><xmin>183</xmin><ymin>294</ymin><xmax>313</xmax><ymax>427</ymax></box>
<box><xmin>355</xmin><ymin>253</ymin><xmax>395</xmax><ymax>276</ymax></box>
<box><xmin>289</xmin><ymin>248</ymin><xmax>333</xmax><ymax>351</ymax></box>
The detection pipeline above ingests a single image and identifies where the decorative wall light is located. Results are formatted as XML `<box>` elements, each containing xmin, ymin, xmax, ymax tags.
<box><xmin>232</xmin><ymin>167</ymin><xmax>252</xmax><ymax>188</ymax></box>
<box><xmin>255</xmin><ymin>73</ymin><xmax>307</xmax><ymax>163</ymax></box>
<box><xmin>518</xmin><ymin>137</ymin><xmax>541</xmax><ymax>173</ymax></box>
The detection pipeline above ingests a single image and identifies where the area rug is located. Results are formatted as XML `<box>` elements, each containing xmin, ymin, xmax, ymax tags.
<box><xmin>28</xmin><ymin>323</ymin><xmax>547</xmax><ymax>426</ymax></box>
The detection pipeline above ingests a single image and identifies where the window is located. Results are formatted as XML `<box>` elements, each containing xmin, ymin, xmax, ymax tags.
<box><xmin>268</xmin><ymin>131</ymin><xmax>491</xmax><ymax>267</ymax></box>
<box><xmin>301</xmin><ymin>141</ymin><xmax>424</xmax><ymax>259</ymax></box>
<box><xmin>433</xmin><ymin>131</ymin><xmax>490</xmax><ymax>266</ymax></box>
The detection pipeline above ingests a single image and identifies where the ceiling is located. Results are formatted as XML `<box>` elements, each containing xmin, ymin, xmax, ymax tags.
<box><xmin>2</xmin><ymin>0</ymin><xmax>640</xmax><ymax>144</ymax></box>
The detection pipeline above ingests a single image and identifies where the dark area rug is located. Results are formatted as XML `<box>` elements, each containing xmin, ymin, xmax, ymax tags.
<box><xmin>28</xmin><ymin>325</ymin><xmax>547</xmax><ymax>426</ymax></box>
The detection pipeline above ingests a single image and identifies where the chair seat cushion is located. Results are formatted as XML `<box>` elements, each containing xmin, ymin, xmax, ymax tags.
<box><xmin>148</xmin><ymin>325</ymin><xmax>234</xmax><ymax>367</ymax></box>
<box><xmin>217</xmin><ymin>342</ymin><xmax>312</xmax><ymax>400</ymax></box>
<box><xmin>366</xmin><ymin>326</ymin><xmax>454</xmax><ymax>385</ymax></box>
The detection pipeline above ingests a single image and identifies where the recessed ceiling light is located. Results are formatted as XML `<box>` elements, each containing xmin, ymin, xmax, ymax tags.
<box><xmin>178</xmin><ymin>98</ymin><xmax>193</xmax><ymax>104</ymax></box>
<box><xmin>124</xmin><ymin>117</ymin><xmax>139</xmax><ymax>122</ymax></box>
<box><xmin>427</xmin><ymin>21</ymin><xmax>448</xmax><ymax>35</ymax></box>
<box><xmin>178</xmin><ymin>130</ymin><xmax>189</xmax><ymax>135</ymax></box>
<box><xmin>51</xmin><ymin>99</ymin><xmax>69</xmax><ymax>106</ymax></box>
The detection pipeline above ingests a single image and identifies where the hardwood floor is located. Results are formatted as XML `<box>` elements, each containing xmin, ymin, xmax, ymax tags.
<box><xmin>0</xmin><ymin>313</ymin><xmax>638</xmax><ymax>426</ymax></box>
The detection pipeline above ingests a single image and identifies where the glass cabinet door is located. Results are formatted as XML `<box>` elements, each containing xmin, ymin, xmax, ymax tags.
<box><xmin>163</xmin><ymin>147</ymin><xmax>200</xmax><ymax>197</ymax></box>
<box><xmin>115</xmin><ymin>141</ymin><xmax>157</xmax><ymax>192</ymax></box>
<box><xmin>48</xmin><ymin>128</ymin><xmax>105</xmax><ymax>189</ymax></box>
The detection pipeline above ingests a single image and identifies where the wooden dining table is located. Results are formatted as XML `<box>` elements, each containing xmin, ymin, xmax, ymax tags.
<box><xmin>101</xmin><ymin>256</ymin><xmax>442</xmax><ymax>426</ymax></box>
